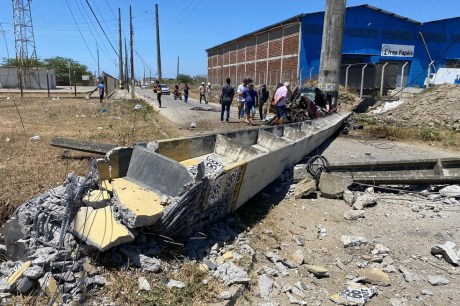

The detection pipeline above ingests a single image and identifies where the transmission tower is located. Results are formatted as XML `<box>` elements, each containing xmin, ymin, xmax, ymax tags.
<box><xmin>12</xmin><ymin>0</ymin><xmax>41</xmax><ymax>89</ymax></box>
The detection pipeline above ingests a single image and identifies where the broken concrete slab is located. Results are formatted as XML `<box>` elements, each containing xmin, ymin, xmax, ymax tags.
<box><xmin>344</xmin><ymin>210</ymin><xmax>365</xmax><ymax>220</ymax></box>
<box><xmin>39</xmin><ymin>272</ymin><xmax>60</xmax><ymax>299</ymax></box>
<box><xmin>303</xmin><ymin>265</ymin><xmax>329</xmax><ymax>278</ymax></box>
<box><xmin>291</xmin><ymin>249</ymin><xmax>305</xmax><ymax>265</ymax></box>
<box><xmin>3</xmin><ymin>217</ymin><xmax>30</xmax><ymax>261</ymax></box>
<box><xmin>258</xmin><ymin>274</ymin><xmax>274</xmax><ymax>301</ymax></box>
<box><xmin>431</xmin><ymin>241</ymin><xmax>459</xmax><ymax>266</ymax></box>
<box><xmin>318</xmin><ymin>172</ymin><xmax>353</xmax><ymax>199</ymax></box>
<box><xmin>352</xmin><ymin>194</ymin><xmax>378</xmax><ymax>210</ymax></box>
<box><xmin>343</xmin><ymin>189</ymin><xmax>355</xmax><ymax>206</ymax></box>
<box><xmin>82</xmin><ymin>190</ymin><xmax>110</xmax><ymax>209</ymax></box>
<box><xmin>358</xmin><ymin>268</ymin><xmax>391</xmax><ymax>286</ymax></box>
<box><xmin>428</xmin><ymin>275</ymin><xmax>449</xmax><ymax>286</ymax></box>
<box><xmin>73</xmin><ymin>206</ymin><xmax>135</xmax><ymax>252</ymax></box>
<box><xmin>212</xmin><ymin>262</ymin><xmax>250</xmax><ymax>286</ymax></box>
<box><xmin>138</xmin><ymin>276</ymin><xmax>151</xmax><ymax>291</ymax></box>
<box><xmin>294</xmin><ymin>178</ymin><xmax>317</xmax><ymax>199</ymax></box>
<box><xmin>23</xmin><ymin>266</ymin><xmax>45</xmax><ymax>280</ymax></box>
<box><xmin>439</xmin><ymin>185</ymin><xmax>460</xmax><ymax>197</ymax></box>
<box><xmin>330</xmin><ymin>284</ymin><xmax>378</xmax><ymax>305</ymax></box>
<box><xmin>112</xmin><ymin>177</ymin><xmax>165</xmax><ymax>228</ymax></box>
<box><xmin>340</xmin><ymin>235</ymin><xmax>367</xmax><ymax>248</ymax></box>
<box><xmin>399</xmin><ymin>266</ymin><xmax>420</xmax><ymax>282</ymax></box>
<box><xmin>167</xmin><ymin>279</ymin><xmax>185</xmax><ymax>289</ymax></box>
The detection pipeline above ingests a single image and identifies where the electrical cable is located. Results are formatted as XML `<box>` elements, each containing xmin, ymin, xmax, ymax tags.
<box><xmin>64</xmin><ymin>0</ymin><xmax>98</xmax><ymax>66</ymax></box>
<box><xmin>84</xmin><ymin>0</ymin><xmax>119</xmax><ymax>57</ymax></box>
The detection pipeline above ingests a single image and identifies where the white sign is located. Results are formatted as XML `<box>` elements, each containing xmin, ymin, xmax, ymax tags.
<box><xmin>381</xmin><ymin>44</ymin><xmax>414</xmax><ymax>57</ymax></box>
<box><xmin>82</xmin><ymin>75</ymin><xmax>90</xmax><ymax>81</ymax></box>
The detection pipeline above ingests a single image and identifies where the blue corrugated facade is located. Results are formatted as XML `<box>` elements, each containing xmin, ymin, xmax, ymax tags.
<box><xmin>299</xmin><ymin>5</ymin><xmax>460</xmax><ymax>87</ymax></box>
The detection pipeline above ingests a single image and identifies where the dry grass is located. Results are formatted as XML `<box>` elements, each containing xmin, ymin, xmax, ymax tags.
<box><xmin>88</xmin><ymin>261</ymin><xmax>223</xmax><ymax>305</ymax></box>
<box><xmin>0</xmin><ymin>95</ymin><xmax>178</xmax><ymax>226</ymax></box>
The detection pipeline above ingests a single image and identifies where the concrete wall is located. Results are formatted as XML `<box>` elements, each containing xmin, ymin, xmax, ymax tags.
<box><xmin>0</xmin><ymin>67</ymin><xmax>56</xmax><ymax>89</ymax></box>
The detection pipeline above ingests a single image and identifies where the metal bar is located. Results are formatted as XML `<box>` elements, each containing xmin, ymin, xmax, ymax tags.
<box><xmin>329</xmin><ymin>158</ymin><xmax>460</xmax><ymax>185</ymax></box>
<box><xmin>50</xmin><ymin>137</ymin><xmax>117</xmax><ymax>154</ymax></box>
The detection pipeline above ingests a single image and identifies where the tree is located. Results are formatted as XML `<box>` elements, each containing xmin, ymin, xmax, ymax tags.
<box><xmin>1</xmin><ymin>58</ymin><xmax>44</xmax><ymax>67</ymax></box>
<box><xmin>43</xmin><ymin>57</ymin><xmax>93</xmax><ymax>86</ymax></box>
<box><xmin>176</xmin><ymin>73</ymin><xmax>193</xmax><ymax>84</ymax></box>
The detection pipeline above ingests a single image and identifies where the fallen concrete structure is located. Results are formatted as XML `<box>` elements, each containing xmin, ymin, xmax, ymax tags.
<box><xmin>1</xmin><ymin>112</ymin><xmax>350</xmax><ymax>303</ymax></box>
<box><xmin>328</xmin><ymin>158</ymin><xmax>460</xmax><ymax>184</ymax></box>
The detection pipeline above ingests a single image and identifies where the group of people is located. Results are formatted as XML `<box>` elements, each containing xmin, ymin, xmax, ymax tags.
<box><xmin>219</xmin><ymin>78</ymin><xmax>290</xmax><ymax>125</ymax></box>
<box><xmin>198</xmin><ymin>82</ymin><xmax>212</xmax><ymax>104</ymax></box>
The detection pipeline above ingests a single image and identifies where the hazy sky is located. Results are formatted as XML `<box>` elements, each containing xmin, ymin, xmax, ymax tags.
<box><xmin>0</xmin><ymin>0</ymin><xmax>458</xmax><ymax>79</ymax></box>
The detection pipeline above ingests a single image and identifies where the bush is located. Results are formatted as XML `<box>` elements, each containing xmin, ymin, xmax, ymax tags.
<box><xmin>176</xmin><ymin>74</ymin><xmax>193</xmax><ymax>84</ymax></box>
<box><xmin>420</xmin><ymin>129</ymin><xmax>442</xmax><ymax>141</ymax></box>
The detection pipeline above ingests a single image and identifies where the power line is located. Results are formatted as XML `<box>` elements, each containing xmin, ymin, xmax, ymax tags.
<box><xmin>64</xmin><ymin>0</ymin><xmax>97</xmax><ymax>66</ymax></box>
<box><xmin>0</xmin><ymin>21</ymin><xmax>9</xmax><ymax>59</ymax></box>
<box><xmin>85</xmin><ymin>0</ymin><xmax>119</xmax><ymax>57</ymax></box>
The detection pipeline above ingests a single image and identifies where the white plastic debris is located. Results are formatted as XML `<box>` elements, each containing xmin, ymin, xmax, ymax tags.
<box><xmin>5</xmin><ymin>138</ymin><xmax>10</xmax><ymax>142</ymax></box>
<box><xmin>30</xmin><ymin>135</ymin><xmax>40</xmax><ymax>141</ymax></box>
<box><xmin>330</xmin><ymin>284</ymin><xmax>378</xmax><ymax>305</ymax></box>
<box><xmin>134</xmin><ymin>104</ymin><xmax>142</xmax><ymax>110</ymax></box>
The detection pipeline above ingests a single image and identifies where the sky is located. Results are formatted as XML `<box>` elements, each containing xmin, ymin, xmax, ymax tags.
<box><xmin>0</xmin><ymin>0</ymin><xmax>459</xmax><ymax>80</ymax></box>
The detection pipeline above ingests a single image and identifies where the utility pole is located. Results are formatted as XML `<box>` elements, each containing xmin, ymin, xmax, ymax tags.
<box><xmin>125</xmin><ymin>38</ymin><xmax>129</xmax><ymax>92</ymax></box>
<box><xmin>96</xmin><ymin>42</ymin><xmax>100</xmax><ymax>80</ymax></box>
<box><xmin>143</xmin><ymin>66</ymin><xmax>145</xmax><ymax>85</ymax></box>
<box><xmin>130</xmin><ymin>5</ymin><xmax>135</xmax><ymax>98</ymax></box>
<box><xmin>118</xmin><ymin>7</ymin><xmax>123</xmax><ymax>89</ymax></box>
<box><xmin>68</xmin><ymin>61</ymin><xmax>71</xmax><ymax>93</ymax></box>
<box><xmin>177</xmin><ymin>56</ymin><xmax>179</xmax><ymax>79</ymax></box>
<box><xmin>155</xmin><ymin>4</ymin><xmax>162</xmax><ymax>81</ymax></box>
<box><xmin>318</xmin><ymin>0</ymin><xmax>346</xmax><ymax>109</ymax></box>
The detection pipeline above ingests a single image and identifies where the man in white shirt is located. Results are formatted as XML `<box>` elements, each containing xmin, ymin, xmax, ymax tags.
<box><xmin>237</xmin><ymin>78</ymin><xmax>249</xmax><ymax>120</ymax></box>
<box><xmin>272</xmin><ymin>81</ymin><xmax>290</xmax><ymax>125</ymax></box>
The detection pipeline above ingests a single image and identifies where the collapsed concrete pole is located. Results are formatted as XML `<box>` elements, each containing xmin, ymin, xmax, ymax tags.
<box><xmin>318</xmin><ymin>0</ymin><xmax>346</xmax><ymax>109</ymax></box>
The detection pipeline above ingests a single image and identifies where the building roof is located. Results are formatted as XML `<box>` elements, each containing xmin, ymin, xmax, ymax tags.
<box><xmin>206</xmin><ymin>4</ymin><xmax>423</xmax><ymax>53</ymax></box>
<box><xmin>422</xmin><ymin>16</ymin><xmax>460</xmax><ymax>24</ymax></box>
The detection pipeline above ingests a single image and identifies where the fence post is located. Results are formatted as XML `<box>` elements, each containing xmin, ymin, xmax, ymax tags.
<box><xmin>360</xmin><ymin>64</ymin><xmax>368</xmax><ymax>99</ymax></box>
<box><xmin>345</xmin><ymin>64</ymin><xmax>351</xmax><ymax>91</ymax></box>
<box><xmin>380</xmin><ymin>62</ymin><xmax>388</xmax><ymax>97</ymax></box>
<box><xmin>400</xmin><ymin>62</ymin><xmax>409</xmax><ymax>100</ymax></box>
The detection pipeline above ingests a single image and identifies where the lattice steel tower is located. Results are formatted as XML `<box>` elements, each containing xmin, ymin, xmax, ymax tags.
<box><xmin>12</xmin><ymin>0</ymin><xmax>41</xmax><ymax>88</ymax></box>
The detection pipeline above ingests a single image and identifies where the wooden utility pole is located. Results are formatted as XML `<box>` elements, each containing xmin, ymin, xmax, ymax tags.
<box><xmin>130</xmin><ymin>5</ymin><xmax>135</xmax><ymax>98</ymax></box>
<box><xmin>155</xmin><ymin>4</ymin><xmax>162</xmax><ymax>81</ymax></box>
<box><xmin>176</xmin><ymin>56</ymin><xmax>179</xmax><ymax>79</ymax></box>
<box><xmin>118</xmin><ymin>8</ymin><xmax>124</xmax><ymax>89</ymax></box>
<box><xmin>125</xmin><ymin>38</ymin><xmax>129</xmax><ymax>92</ymax></box>
<box><xmin>318</xmin><ymin>0</ymin><xmax>346</xmax><ymax>109</ymax></box>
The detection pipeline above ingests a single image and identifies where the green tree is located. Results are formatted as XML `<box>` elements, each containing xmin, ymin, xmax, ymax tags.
<box><xmin>176</xmin><ymin>73</ymin><xmax>193</xmax><ymax>84</ymax></box>
<box><xmin>1</xmin><ymin>58</ymin><xmax>44</xmax><ymax>67</ymax></box>
<box><xmin>43</xmin><ymin>57</ymin><xmax>93</xmax><ymax>86</ymax></box>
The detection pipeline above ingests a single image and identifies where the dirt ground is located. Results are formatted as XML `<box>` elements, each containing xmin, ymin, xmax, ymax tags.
<box><xmin>1</xmin><ymin>89</ymin><xmax>460</xmax><ymax>306</ymax></box>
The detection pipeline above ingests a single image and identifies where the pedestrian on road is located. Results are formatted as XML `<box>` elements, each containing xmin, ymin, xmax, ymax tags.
<box><xmin>183</xmin><ymin>83</ymin><xmax>189</xmax><ymax>103</ymax></box>
<box><xmin>258</xmin><ymin>84</ymin><xmax>269</xmax><ymax>120</ymax></box>
<box><xmin>97</xmin><ymin>81</ymin><xmax>105</xmax><ymax>104</ymax></box>
<box><xmin>199</xmin><ymin>82</ymin><xmax>207</xmax><ymax>104</ymax></box>
<box><xmin>272</xmin><ymin>81</ymin><xmax>290</xmax><ymax>125</ymax></box>
<box><xmin>243</xmin><ymin>83</ymin><xmax>258</xmax><ymax>125</ymax></box>
<box><xmin>237</xmin><ymin>78</ymin><xmax>249</xmax><ymax>120</ymax></box>
<box><xmin>206</xmin><ymin>82</ymin><xmax>212</xmax><ymax>104</ymax></box>
<box><xmin>220</xmin><ymin>77</ymin><xmax>234</xmax><ymax>123</ymax></box>
<box><xmin>154</xmin><ymin>80</ymin><xmax>162</xmax><ymax>108</ymax></box>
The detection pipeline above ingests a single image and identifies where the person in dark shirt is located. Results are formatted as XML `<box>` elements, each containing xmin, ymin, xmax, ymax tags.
<box><xmin>183</xmin><ymin>83</ymin><xmax>189</xmax><ymax>103</ymax></box>
<box><xmin>97</xmin><ymin>81</ymin><xmax>105</xmax><ymax>103</ymax></box>
<box><xmin>220</xmin><ymin>77</ymin><xmax>234</xmax><ymax>122</ymax></box>
<box><xmin>154</xmin><ymin>80</ymin><xmax>162</xmax><ymax>108</ymax></box>
<box><xmin>258</xmin><ymin>84</ymin><xmax>269</xmax><ymax>120</ymax></box>
<box><xmin>243</xmin><ymin>83</ymin><xmax>258</xmax><ymax>125</ymax></box>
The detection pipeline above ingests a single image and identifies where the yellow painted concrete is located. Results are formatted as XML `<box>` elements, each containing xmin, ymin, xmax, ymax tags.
<box><xmin>100</xmin><ymin>180</ymin><xmax>113</xmax><ymax>192</ymax></box>
<box><xmin>73</xmin><ymin>206</ymin><xmax>134</xmax><ymax>251</ymax></box>
<box><xmin>7</xmin><ymin>261</ymin><xmax>31</xmax><ymax>286</ymax></box>
<box><xmin>83</xmin><ymin>190</ymin><xmax>110</xmax><ymax>202</ymax></box>
<box><xmin>111</xmin><ymin>178</ymin><xmax>164</xmax><ymax>220</ymax></box>
<box><xmin>179</xmin><ymin>153</ymin><xmax>212</xmax><ymax>167</ymax></box>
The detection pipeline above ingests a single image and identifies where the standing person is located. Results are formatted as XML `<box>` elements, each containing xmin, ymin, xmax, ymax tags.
<box><xmin>272</xmin><ymin>81</ymin><xmax>290</xmax><ymax>125</ymax></box>
<box><xmin>199</xmin><ymin>82</ymin><xmax>207</xmax><ymax>104</ymax></box>
<box><xmin>97</xmin><ymin>81</ymin><xmax>105</xmax><ymax>104</ymax></box>
<box><xmin>258</xmin><ymin>84</ymin><xmax>269</xmax><ymax>120</ymax></box>
<box><xmin>183</xmin><ymin>83</ymin><xmax>189</xmax><ymax>103</ymax></box>
<box><xmin>154</xmin><ymin>80</ymin><xmax>162</xmax><ymax>108</ymax></box>
<box><xmin>237</xmin><ymin>78</ymin><xmax>249</xmax><ymax>120</ymax></box>
<box><xmin>220</xmin><ymin>77</ymin><xmax>234</xmax><ymax>123</ymax></box>
<box><xmin>243</xmin><ymin>83</ymin><xmax>258</xmax><ymax>125</ymax></box>
<box><xmin>206</xmin><ymin>82</ymin><xmax>212</xmax><ymax>104</ymax></box>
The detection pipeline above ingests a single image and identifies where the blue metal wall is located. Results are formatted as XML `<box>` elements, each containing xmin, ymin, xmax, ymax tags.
<box><xmin>299</xmin><ymin>6</ymin><xmax>460</xmax><ymax>87</ymax></box>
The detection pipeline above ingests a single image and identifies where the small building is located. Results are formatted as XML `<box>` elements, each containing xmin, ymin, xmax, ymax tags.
<box><xmin>0</xmin><ymin>67</ymin><xmax>56</xmax><ymax>89</ymax></box>
<box><xmin>206</xmin><ymin>4</ymin><xmax>460</xmax><ymax>90</ymax></box>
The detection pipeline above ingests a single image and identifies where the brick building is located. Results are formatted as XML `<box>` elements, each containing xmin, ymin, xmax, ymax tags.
<box><xmin>206</xmin><ymin>5</ymin><xmax>460</xmax><ymax>89</ymax></box>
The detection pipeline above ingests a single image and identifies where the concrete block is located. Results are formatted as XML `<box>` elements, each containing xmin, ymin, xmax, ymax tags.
<box><xmin>283</xmin><ymin>126</ymin><xmax>307</xmax><ymax>141</ymax></box>
<box><xmin>3</xmin><ymin>217</ymin><xmax>30</xmax><ymax>261</ymax></box>
<box><xmin>106</xmin><ymin>147</ymin><xmax>133</xmax><ymax>179</ymax></box>
<box><xmin>73</xmin><ymin>206</ymin><xmax>135</xmax><ymax>251</ymax></box>
<box><xmin>95</xmin><ymin>159</ymin><xmax>110</xmax><ymax>181</ymax></box>
<box><xmin>294</xmin><ymin>178</ymin><xmax>317</xmax><ymax>199</ymax></box>
<box><xmin>215</xmin><ymin>135</ymin><xmax>261</xmax><ymax>162</ymax></box>
<box><xmin>126</xmin><ymin>146</ymin><xmax>193</xmax><ymax>197</ymax></box>
<box><xmin>82</xmin><ymin>190</ymin><xmax>110</xmax><ymax>209</ymax></box>
<box><xmin>39</xmin><ymin>272</ymin><xmax>60</xmax><ymax>299</ymax></box>
<box><xmin>319</xmin><ymin>172</ymin><xmax>353</xmax><ymax>199</ymax></box>
<box><xmin>112</xmin><ymin>178</ymin><xmax>164</xmax><ymax>228</ymax></box>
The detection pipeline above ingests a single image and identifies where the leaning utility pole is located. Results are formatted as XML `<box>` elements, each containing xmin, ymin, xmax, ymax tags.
<box><xmin>118</xmin><ymin>8</ymin><xmax>123</xmax><ymax>89</ymax></box>
<box><xmin>130</xmin><ymin>5</ymin><xmax>135</xmax><ymax>98</ymax></box>
<box><xmin>318</xmin><ymin>0</ymin><xmax>346</xmax><ymax>109</ymax></box>
<box><xmin>155</xmin><ymin>4</ymin><xmax>162</xmax><ymax>81</ymax></box>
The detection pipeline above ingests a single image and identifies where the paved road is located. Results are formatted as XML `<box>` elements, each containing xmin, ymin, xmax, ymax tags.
<box><xmin>134</xmin><ymin>88</ymin><xmax>268</xmax><ymax>133</ymax></box>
